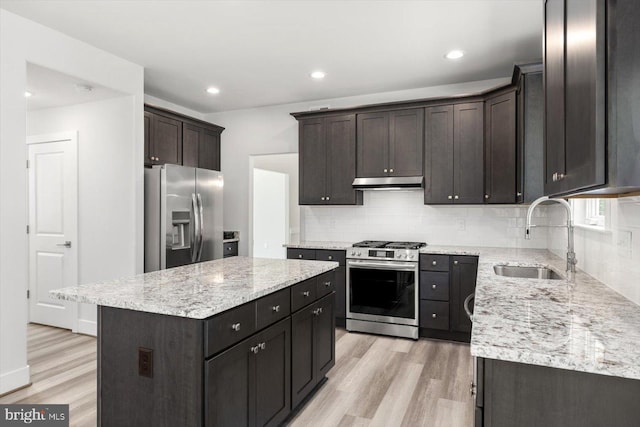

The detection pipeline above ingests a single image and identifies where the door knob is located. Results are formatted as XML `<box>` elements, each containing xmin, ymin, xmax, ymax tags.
<box><xmin>56</xmin><ymin>241</ymin><xmax>72</xmax><ymax>248</ymax></box>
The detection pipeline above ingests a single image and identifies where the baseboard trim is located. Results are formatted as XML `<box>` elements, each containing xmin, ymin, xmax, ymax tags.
<box><xmin>0</xmin><ymin>365</ymin><xmax>30</xmax><ymax>395</ymax></box>
<box><xmin>76</xmin><ymin>319</ymin><xmax>97</xmax><ymax>337</ymax></box>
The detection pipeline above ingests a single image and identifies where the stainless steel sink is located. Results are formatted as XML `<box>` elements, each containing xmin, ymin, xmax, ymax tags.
<box><xmin>493</xmin><ymin>265</ymin><xmax>564</xmax><ymax>280</ymax></box>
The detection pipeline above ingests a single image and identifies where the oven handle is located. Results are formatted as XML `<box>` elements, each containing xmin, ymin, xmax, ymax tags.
<box><xmin>347</xmin><ymin>259</ymin><xmax>417</xmax><ymax>271</ymax></box>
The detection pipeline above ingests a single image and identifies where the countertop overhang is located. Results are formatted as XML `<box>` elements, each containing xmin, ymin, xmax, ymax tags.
<box><xmin>50</xmin><ymin>257</ymin><xmax>338</xmax><ymax>319</ymax></box>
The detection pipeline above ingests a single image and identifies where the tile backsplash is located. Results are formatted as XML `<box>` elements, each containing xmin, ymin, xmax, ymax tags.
<box><xmin>548</xmin><ymin>196</ymin><xmax>640</xmax><ymax>305</ymax></box>
<box><xmin>301</xmin><ymin>191</ymin><xmax>548</xmax><ymax>248</ymax></box>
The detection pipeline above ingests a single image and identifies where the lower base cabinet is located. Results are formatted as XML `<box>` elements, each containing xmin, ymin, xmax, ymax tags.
<box><xmin>291</xmin><ymin>293</ymin><xmax>336</xmax><ymax>408</ymax></box>
<box><xmin>205</xmin><ymin>319</ymin><xmax>291</xmax><ymax>427</ymax></box>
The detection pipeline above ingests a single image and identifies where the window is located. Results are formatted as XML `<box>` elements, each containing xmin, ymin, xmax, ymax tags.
<box><xmin>571</xmin><ymin>198</ymin><xmax>608</xmax><ymax>229</ymax></box>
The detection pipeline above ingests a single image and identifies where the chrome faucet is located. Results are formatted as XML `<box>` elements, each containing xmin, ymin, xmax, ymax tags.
<box><xmin>525</xmin><ymin>196</ymin><xmax>577</xmax><ymax>280</ymax></box>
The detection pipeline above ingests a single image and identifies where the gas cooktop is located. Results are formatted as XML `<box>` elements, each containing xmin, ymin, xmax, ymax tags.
<box><xmin>352</xmin><ymin>240</ymin><xmax>427</xmax><ymax>250</ymax></box>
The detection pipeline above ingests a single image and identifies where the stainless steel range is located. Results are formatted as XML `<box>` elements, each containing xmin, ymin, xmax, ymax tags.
<box><xmin>346</xmin><ymin>240</ymin><xmax>426</xmax><ymax>340</ymax></box>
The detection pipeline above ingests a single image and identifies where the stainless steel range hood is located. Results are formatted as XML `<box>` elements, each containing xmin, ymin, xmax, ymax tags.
<box><xmin>352</xmin><ymin>176</ymin><xmax>424</xmax><ymax>190</ymax></box>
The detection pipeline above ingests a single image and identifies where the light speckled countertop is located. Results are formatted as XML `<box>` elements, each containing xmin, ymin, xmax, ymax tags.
<box><xmin>50</xmin><ymin>257</ymin><xmax>338</xmax><ymax>319</ymax></box>
<box><xmin>286</xmin><ymin>241</ymin><xmax>640</xmax><ymax>380</ymax></box>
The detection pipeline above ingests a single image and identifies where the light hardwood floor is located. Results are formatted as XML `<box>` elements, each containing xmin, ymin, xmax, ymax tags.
<box><xmin>1</xmin><ymin>324</ymin><xmax>473</xmax><ymax>427</ymax></box>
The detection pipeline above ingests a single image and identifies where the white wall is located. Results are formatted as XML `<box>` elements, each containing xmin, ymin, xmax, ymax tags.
<box><xmin>548</xmin><ymin>197</ymin><xmax>640</xmax><ymax>305</ymax></box>
<box><xmin>303</xmin><ymin>191</ymin><xmax>548</xmax><ymax>248</ymax></box>
<box><xmin>0</xmin><ymin>10</ymin><xmax>143</xmax><ymax>394</ymax></box>
<box><xmin>206</xmin><ymin>77</ymin><xmax>510</xmax><ymax>256</ymax></box>
<box><xmin>27</xmin><ymin>97</ymin><xmax>137</xmax><ymax>334</ymax></box>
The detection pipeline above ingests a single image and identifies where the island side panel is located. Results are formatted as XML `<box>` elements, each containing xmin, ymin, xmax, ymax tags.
<box><xmin>98</xmin><ymin>306</ymin><xmax>204</xmax><ymax>427</ymax></box>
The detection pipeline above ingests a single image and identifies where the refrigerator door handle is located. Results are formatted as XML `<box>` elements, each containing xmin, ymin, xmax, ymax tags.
<box><xmin>191</xmin><ymin>193</ymin><xmax>200</xmax><ymax>263</ymax></box>
<box><xmin>196</xmin><ymin>193</ymin><xmax>205</xmax><ymax>261</ymax></box>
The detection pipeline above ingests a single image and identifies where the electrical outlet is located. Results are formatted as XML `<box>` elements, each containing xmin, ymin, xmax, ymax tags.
<box><xmin>138</xmin><ymin>347</ymin><xmax>153</xmax><ymax>378</ymax></box>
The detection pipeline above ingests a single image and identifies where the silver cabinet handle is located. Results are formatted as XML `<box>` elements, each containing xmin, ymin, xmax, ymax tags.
<box><xmin>326</xmin><ymin>196</ymin><xmax>330</xmax><ymax>201</ymax></box>
<box><xmin>454</xmin><ymin>195</ymin><xmax>459</xmax><ymax>200</ymax></box>
<box><xmin>250</xmin><ymin>345</ymin><xmax>259</xmax><ymax>354</ymax></box>
<box><xmin>259</xmin><ymin>342</ymin><xmax>266</xmax><ymax>350</ymax></box>
<box><xmin>389</xmin><ymin>168</ymin><xmax>394</xmax><ymax>173</ymax></box>
<box><xmin>313</xmin><ymin>307</ymin><xmax>324</xmax><ymax>316</ymax></box>
<box><xmin>328</xmin><ymin>255</ymin><xmax>333</xmax><ymax>260</ymax></box>
<box><xmin>432</xmin><ymin>313</ymin><xmax>437</xmax><ymax>319</ymax></box>
<box><xmin>431</xmin><ymin>284</ymin><xmax>437</xmax><ymax>290</ymax></box>
<box><xmin>517</xmin><ymin>192</ymin><xmax>523</xmax><ymax>197</ymax></box>
<box><xmin>323</xmin><ymin>281</ymin><xmax>332</xmax><ymax>287</ymax></box>
<box><xmin>321</xmin><ymin>197</ymin><xmax>326</xmax><ymax>201</ymax></box>
<box><xmin>454</xmin><ymin>260</ymin><xmax>459</xmax><ymax>265</ymax></box>
<box><xmin>384</xmin><ymin>169</ymin><xmax>388</xmax><ymax>173</ymax></box>
<box><xmin>484</xmin><ymin>194</ymin><xmax>489</xmax><ymax>199</ymax></box>
<box><xmin>272</xmin><ymin>305</ymin><xmax>280</xmax><ymax>313</ymax></box>
<box><xmin>56</xmin><ymin>241</ymin><xmax>72</xmax><ymax>248</ymax></box>
<box><xmin>432</xmin><ymin>260</ymin><xmax>437</xmax><ymax>266</ymax></box>
<box><xmin>552</xmin><ymin>172</ymin><xmax>566</xmax><ymax>182</ymax></box>
<box><xmin>302</xmin><ymin>291</ymin><xmax>310</xmax><ymax>297</ymax></box>
<box><xmin>231</xmin><ymin>323</ymin><xmax>241</xmax><ymax>332</ymax></box>
<box><xmin>448</xmin><ymin>195</ymin><xmax>453</xmax><ymax>200</ymax></box>
<box><xmin>298</xmin><ymin>254</ymin><xmax>303</xmax><ymax>259</ymax></box>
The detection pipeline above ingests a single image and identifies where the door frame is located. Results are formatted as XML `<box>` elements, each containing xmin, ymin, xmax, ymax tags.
<box><xmin>26</xmin><ymin>131</ymin><xmax>79</xmax><ymax>332</ymax></box>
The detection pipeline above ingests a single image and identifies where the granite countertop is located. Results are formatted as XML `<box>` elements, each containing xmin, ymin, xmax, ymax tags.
<box><xmin>50</xmin><ymin>257</ymin><xmax>338</xmax><ymax>319</ymax></box>
<box><xmin>284</xmin><ymin>241</ymin><xmax>353</xmax><ymax>250</ymax></box>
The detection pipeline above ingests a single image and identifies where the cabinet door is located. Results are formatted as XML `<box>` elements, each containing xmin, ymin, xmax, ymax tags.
<box><xmin>182</xmin><ymin>123</ymin><xmax>202</xmax><ymax>168</ymax></box>
<box><xmin>544</xmin><ymin>0</ymin><xmax>567</xmax><ymax>195</ymax></box>
<box><xmin>563</xmin><ymin>0</ymin><xmax>605</xmax><ymax>193</ymax></box>
<box><xmin>424</xmin><ymin>105</ymin><xmax>454</xmax><ymax>204</ymax></box>
<box><xmin>357</xmin><ymin>112</ymin><xmax>389</xmax><ymax>178</ymax></box>
<box><xmin>200</xmin><ymin>128</ymin><xmax>221</xmax><ymax>171</ymax></box>
<box><xmin>484</xmin><ymin>91</ymin><xmax>517</xmax><ymax>204</ymax></box>
<box><xmin>454</xmin><ymin>103</ymin><xmax>484</xmax><ymax>204</ymax></box>
<box><xmin>144</xmin><ymin>111</ymin><xmax>153</xmax><ymax>165</ymax></box>
<box><xmin>291</xmin><ymin>303</ymin><xmax>316</xmax><ymax>409</ymax></box>
<box><xmin>450</xmin><ymin>256</ymin><xmax>478</xmax><ymax>333</ymax></box>
<box><xmin>205</xmin><ymin>338</ymin><xmax>254</xmax><ymax>427</ymax></box>
<box><xmin>299</xmin><ymin>118</ymin><xmax>327</xmax><ymax>205</ymax></box>
<box><xmin>314</xmin><ymin>293</ymin><xmax>336</xmax><ymax>379</ymax></box>
<box><xmin>152</xmin><ymin>114</ymin><xmax>182</xmax><ymax>165</ymax></box>
<box><xmin>389</xmin><ymin>109</ymin><xmax>424</xmax><ymax>177</ymax></box>
<box><xmin>333</xmin><ymin>266</ymin><xmax>346</xmax><ymax>321</ymax></box>
<box><xmin>255</xmin><ymin>320</ymin><xmax>291</xmax><ymax>427</ymax></box>
<box><xmin>325</xmin><ymin>115</ymin><xmax>359</xmax><ymax>204</ymax></box>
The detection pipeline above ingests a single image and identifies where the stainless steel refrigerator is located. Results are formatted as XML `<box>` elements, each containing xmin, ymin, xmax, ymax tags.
<box><xmin>144</xmin><ymin>164</ymin><xmax>223</xmax><ymax>272</ymax></box>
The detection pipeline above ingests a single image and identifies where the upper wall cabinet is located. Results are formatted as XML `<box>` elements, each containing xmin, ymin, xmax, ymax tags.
<box><xmin>298</xmin><ymin>114</ymin><xmax>362</xmax><ymax>206</ymax></box>
<box><xmin>144</xmin><ymin>105</ymin><xmax>224</xmax><ymax>171</ymax></box>
<box><xmin>544</xmin><ymin>0</ymin><xmax>640</xmax><ymax>196</ymax></box>
<box><xmin>484</xmin><ymin>90</ymin><xmax>517</xmax><ymax>204</ymax></box>
<box><xmin>357</xmin><ymin>109</ymin><xmax>424</xmax><ymax>178</ymax></box>
<box><xmin>424</xmin><ymin>103</ymin><xmax>484</xmax><ymax>204</ymax></box>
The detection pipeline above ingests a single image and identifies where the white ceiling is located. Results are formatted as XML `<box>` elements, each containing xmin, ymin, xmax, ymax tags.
<box><xmin>26</xmin><ymin>63</ymin><xmax>124</xmax><ymax>111</ymax></box>
<box><xmin>2</xmin><ymin>0</ymin><xmax>543</xmax><ymax>113</ymax></box>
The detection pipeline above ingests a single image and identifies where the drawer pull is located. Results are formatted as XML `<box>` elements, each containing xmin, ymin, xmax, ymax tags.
<box><xmin>432</xmin><ymin>260</ymin><xmax>437</xmax><ymax>266</ymax></box>
<box><xmin>431</xmin><ymin>313</ymin><xmax>437</xmax><ymax>319</ymax></box>
<box><xmin>231</xmin><ymin>323</ymin><xmax>241</xmax><ymax>332</ymax></box>
<box><xmin>313</xmin><ymin>307</ymin><xmax>324</xmax><ymax>316</ymax></box>
<box><xmin>298</xmin><ymin>254</ymin><xmax>303</xmax><ymax>259</ymax></box>
<box><xmin>272</xmin><ymin>305</ymin><xmax>280</xmax><ymax>313</ymax></box>
<box><xmin>259</xmin><ymin>342</ymin><xmax>266</xmax><ymax>350</ymax></box>
<box><xmin>431</xmin><ymin>284</ymin><xmax>437</xmax><ymax>290</ymax></box>
<box><xmin>454</xmin><ymin>260</ymin><xmax>459</xmax><ymax>265</ymax></box>
<box><xmin>303</xmin><ymin>291</ymin><xmax>310</xmax><ymax>297</ymax></box>
<box><xmin>250</xmin><ymin>345</ymin><xmax>259</xmax><ymax>354</ymax></box>
<box><xmin>227</xmin><ymin>247</ymin><xmax>232</xmax><ymax>251</ymax></box>
<box><xmin>328</xmin><ymin>255</ymin><xmax>333</xmax><ymax>260</ymax></box>
<box><xmin>324</xmin><ymin>281</ymin><xmax>332</xmax><ymax>287</ymax></box>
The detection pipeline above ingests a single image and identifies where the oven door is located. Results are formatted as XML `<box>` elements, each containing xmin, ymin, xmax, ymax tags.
<box><xmin>346</xmin><ymin>259</ymin><xmax>419</xmax><ymax>326</ymax></box>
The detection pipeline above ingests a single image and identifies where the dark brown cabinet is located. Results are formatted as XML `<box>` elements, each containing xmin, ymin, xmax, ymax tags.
<box><xmin>291</xmin><ymin>293</ymin><xmax>335</xmax><ymax>409</ymax></box>
<box><xmin>223</xmin><ymin>241</ymin><xmax>238</xmax><ymax>258</ymax></box>
<box><xmin>419</xmin><ymin>254</ymin><xmax>478</xmax><ymax>342</ymax></box>
<box><xmin>298</xmin><ymin>115</ymin><xmax>362</xmax><ymax>205</ymax></box>
<box><xmin>357</xmin><ymin>109</ymin><xmax>424</xmax><ymax>178</ymax></box>
<box><xmin>145</xmin><ymin>105</ymin><xmax>223</xmax><ymax>171</ymax></box>
<box><xmin>484</xmin><ymin>91</ymin><xmax>517</xmax><ymax>204</ymax></box>
<box><xmin>205</xmin><ymin>319</ymin><xmax>291</xmax><ymax>427</ymax></box>
<box><xmin>425</xmin><ymin>103</ymin><xmax>484</xmax><ymax>204</ymax></box>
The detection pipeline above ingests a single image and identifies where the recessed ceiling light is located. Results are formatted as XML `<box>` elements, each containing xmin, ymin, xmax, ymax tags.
<box><xmin>445</xmin><ymin>50</ymin><xmax>465</xmax><ymax>60</ymax></box>
<box><xmin>24</xmin><ymin>91</ymin><xmax>32</xmax><ymax>97</ymax></box>
<box><xmin>206</xmin><ymin>87</ymin><xmax>220</xmax><ymax>95</ymax></box>
<box><xmin>310</xmin><ymin>71</ymin><xmax>326</xmax><ymax>79</ymax></box>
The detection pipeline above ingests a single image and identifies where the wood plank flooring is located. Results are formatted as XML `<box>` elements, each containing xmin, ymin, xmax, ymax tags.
<box><xmin>1</xmin><ymin>324</ymin><xmax>473</xmax><ymax>427</ymax></box>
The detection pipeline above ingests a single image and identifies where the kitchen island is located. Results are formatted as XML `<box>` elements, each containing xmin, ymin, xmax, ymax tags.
<box><xmin>51</xmin><ymin>256</ymin><xmax>339</xmax><ymax>427</ymax></box>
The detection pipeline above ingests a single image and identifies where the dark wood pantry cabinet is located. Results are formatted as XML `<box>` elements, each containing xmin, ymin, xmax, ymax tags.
<box><xmin>144</xmin><ymin>104</ymin><xmax>223</xmax><ymax>171</ymax></box>
<box><xmin>424</xmin><ymin>102</ymin><xmax>484</xmax><ymax>204</ymax></box>
<box><xmin>357</xmin><ymin>108</ymin><xmax>424</xmax><ymax>178</ymax></box>
<box><xmin>543</xmin><ymin>0</ymin><xmax>640</xmax><ymax>196</ymax></box>
<box><xmin>484</xmin><ymin>90</ymin><xmax>517</xmax><ymax>204</ymax></box>
<box><xmin>297</xmin><ymin>115</ymin><xmax>362</xmax><ymax>205</ymax></box>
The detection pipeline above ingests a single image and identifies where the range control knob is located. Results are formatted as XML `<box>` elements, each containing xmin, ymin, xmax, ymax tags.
<box><xmin>396</xmin><ymin>253</ymin><xmax>402</xmax><ymax>258</ymax></box>
<box><xmin>356</xmin><ymin>251</ymin><xmax>361</xmax><ymax>256</ymax></box>
<box><xmin>408</xmin><ymin>254</ymin><xmax>414</xmax><ymax>259</ymax></box>
<box><xmin>350</xmin><ymin>251</ymin><xmax>355</xmax><ymax>256</ymax></box>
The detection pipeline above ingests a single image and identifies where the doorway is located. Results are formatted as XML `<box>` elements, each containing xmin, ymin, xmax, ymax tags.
<box><xmin>27</xmin><ymin>132</ymin><xmax>78</xmax><ymax>330</ymax></box>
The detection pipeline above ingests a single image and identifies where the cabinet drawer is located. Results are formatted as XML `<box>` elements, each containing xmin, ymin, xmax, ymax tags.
<box><xmin>223</xmin><ymin>241</ymin><xmax>238</xmax><ymax>258</ymax></box>
<box><xmin>420</xmin><ymin>272</ymin><xmax>450</xmax><ymax>301</ymax></box>
<box><xmin>316</xmin><ymin>250</ymin><xmax>346</xmax><ymax>266</ymax></box>
<box><xmin>316</xmin><ymin>270</ymin><xmax>336</xmax><ymax>298</ymax></box>
<box><xmin>420</xmin><ymin>254</ymin><xmax>450</xmax><ymax>272</ymax></box>
<box><xmin>291</xmin><ymin>278</ymin><xmax>317</xmax><ymax>312</ymax></box>
<box><xmin>205</xmin><ymin>302</ymin><xmax>256</xmax><ymax>357</ymax></box>
<box><xmin>420</xmin><ymin>300</ymin><xmax>449</xmax><ymax>330</ymax></box>
<box><xmin>287</xmin><ymin>248</ymin><xmax>317</xmax><ymax>260</ymax></box>
<box><xmin>256</xmin><ymin>288</ymin><xmax>290</xmax><ymax>330</ymax></box>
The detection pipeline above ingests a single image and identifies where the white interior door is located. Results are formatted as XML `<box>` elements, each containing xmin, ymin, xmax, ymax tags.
<box><xmin>252</xmin><ymin>168</ymin><xmax>288</xmax><ymax>259</ymax></box>
<box><xmin>27</xmin><ymin>132</ymin><xmax>78</xmax><ymax>329</ymax></box>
